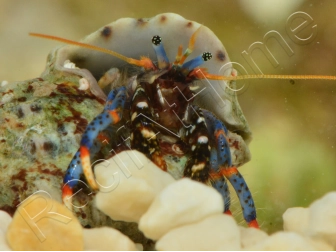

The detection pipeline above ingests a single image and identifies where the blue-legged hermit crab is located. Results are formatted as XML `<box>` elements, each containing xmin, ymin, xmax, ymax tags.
<box><xmin>30</xmin><ymin>13</ymin><xmax>336</xmax><ymax>229</ymax></box>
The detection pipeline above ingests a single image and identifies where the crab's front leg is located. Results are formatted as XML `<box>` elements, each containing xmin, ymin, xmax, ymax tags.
<box><xmin>203</xmin><ymin>110</ymin><xmax>259</xmax><ymax>228</ymax></box>
<box><xmin>62</xmin><ymin>86</ymin><xmax>127</xmax><ymax>209</ymax></box>
<box><xmin>209</xmin><ymin>141</ymin><xmax>232</xmax><ymax>215</ymax></box>
<box><xmin>130</xmin><ymin>83</ymin><xmax>167</xmax><ymax>170</ymax></box>
<box><xmin>181</xmin><ymin>106</ymin><xmax>231</xmax><ymax>212</ymax></box>
<box><xmin>181</xmin><ymin>105</ymin><xmax>211</xmax><ymax>182</ymax></box>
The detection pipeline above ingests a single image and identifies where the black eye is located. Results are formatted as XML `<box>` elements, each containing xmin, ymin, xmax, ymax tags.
<box><xmin>152</xmin><ymin>35</ymin><xmax>162</xmax><ymax>45</ymax></box>
<box><xmin>202</xmin><ymin>52</ymin><xmax>212</xmax><ymax>61</ymax></box>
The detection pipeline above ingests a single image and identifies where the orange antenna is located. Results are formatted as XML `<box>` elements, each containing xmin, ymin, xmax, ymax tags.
<box><xmin>29</xmin><ymin>33</ymin><xmax>155</xmax><ymax>70</ymax></box>
<box><xmin>191</xmin><ymin>68</ymin><xmax>336</xmax><ymax>81</ymax></box>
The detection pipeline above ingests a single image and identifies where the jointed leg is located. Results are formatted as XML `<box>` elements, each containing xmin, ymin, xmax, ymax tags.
<box><xmin>62</xmin><ymin>86</ymin><xmax>127</xmax><ymax>209</ymax></box>
<box><xmin>130</xmin><ymin>83</ymin><xmax>166</xmax><ymax>170</ymax></box>
<box><xmin>209</xmin><ymin>147</ymin><xmax>231</xmax><ymax>214</ymax></box>
<box><xmin>181</xmin><ymin>105</ymin><xmax>211</xmax><ymax>182</ymax></box>
<box><xmin>203</xmin><ymin>109</ymin><xmax>259</xmax><ymax>228</ymax></box>
<box><xmin>203</xmin><ymin>111</ymin><xmax>231</xmax><ymax>214</ymax></box>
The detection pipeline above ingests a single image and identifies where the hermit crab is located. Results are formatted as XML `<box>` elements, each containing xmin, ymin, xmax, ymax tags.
<box><xmin>30</xmin><ymin>13</ymin><xmax>336</xmax><ymax>230</ymax></box>
<box><xmin>30</xmin><ymin>13</ymin><xmax>262</xmax><ymax>227</ymax></box>
<box><xmin>27</xmin><ymin>12</ymin><xmax>336</xmax><ymax>231</ymax></box>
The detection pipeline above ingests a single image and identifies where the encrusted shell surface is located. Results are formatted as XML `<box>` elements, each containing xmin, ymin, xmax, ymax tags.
<box><xmin>0</xmin><ymin>13</ymin><xmax>251</xmax><ymax>248</ymax></box>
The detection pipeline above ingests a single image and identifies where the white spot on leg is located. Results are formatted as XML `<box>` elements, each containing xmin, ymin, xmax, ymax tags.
<box><xmin>197</xmin><ymin>117</ymin><xmax>205</xmax><ymax>124</ymax></box>
<box><xmin>131</xmin><ymin>78</ymin><xmax>138</xmax><ymax>91</ymax></box>
<box><xmin>137</xmin><ymin>102</ymin><xmax>149</xmax><ymax>108</ymax></box>
<box><xmin>191</xmin><ymin>163</ymin><xmax>205</xmax><ymax>173</ymax></box>
<box><xmin>189</xmin><ymin>125</ymin><xmax>196</xmax><ymax>134</ymax></box>
<box><xmin>156</xmin><ymin>86</ymin><xmax>165</xmax><ymax>106</ymax></box>
<box><xmin>132</xmin><ymin>87</ymin><xmax>145</xmax><ymax>101</ymax></box>
<box><xmin>198</xmin><ymin>136</ymin><xmax>208</xmax><ymax>144</ymax></box>
<box><xmin>141</xmin><ymin>128</ymin><xmax>157</xmax><ymax>139</ymax></box>
<box><xmin>131</xmin><ymin>112</ymin><xmax>137</xmax><ymax>121</ymax></box>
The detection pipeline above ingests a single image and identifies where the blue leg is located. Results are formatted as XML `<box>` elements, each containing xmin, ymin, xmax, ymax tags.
<box><xmin>203</xmin><ymin>109</ymin><xmax>259</xmax><ymax>228</ymax></box>
<box><xmin>62</xmin><ymin>86</ymin><xmax>127</xmax><ymax>209</ymax></box>
<box><xmin>203</xmin><ymin>110</ymin><xmax>231</xmax><ymax>214</ymax></box>
<box><xmin>209</xmin><ymin>147</ymin><xmax>231</xmax><ymax>213</ymax></box>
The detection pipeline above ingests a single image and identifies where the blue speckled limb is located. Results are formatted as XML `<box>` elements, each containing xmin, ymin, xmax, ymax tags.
<box><xmin>63</xmin><ymin>88</ymin><xmax>124</xmax><ymax>185</ymax></box>
<box><xmin>80</xmin><ymin>86</ymin><xmax>126</xmax><ymax>150</ymax></box>
<box><xmin>203</xmin><ymin>109</ymin><xmax>258</xmax><ymax>228</ymax></box>
<box><xmin>62</xmin><ymin>86</ymin><xmax>127</xmax><ymax>207</ymax></box>
<box><xmin>63</xmin><ymin>151</ymin><xmax>82</xmax><ymax>188</ymax></box>
<box><xmin>209</xmin><ymin>147</ymin><xmax>231</xmax><ymax>212</ymax></box>
<box><xmin>203</xmin><ymin>110</ymin><xmax>231</xmax><ymax>213</ymax></box>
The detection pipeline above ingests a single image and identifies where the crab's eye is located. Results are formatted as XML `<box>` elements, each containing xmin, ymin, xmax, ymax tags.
<box><xmin>202</xmin><ymin>52</ymin><xmax>212</xmax><ymax>61</ymax></box>
<box><xmin>152</xmin><ymin>35</ymin><xmax>162</xmax><ymax>45</ymax></box>
<box><xmin>181</xmin><ymin>51</ymin><xmax>213</xmax><ymax>72</ymax></box>
<box><xmin>151</xmin><ymin>35</ymin><xmax>169</xmax><ymax>69</ymax></box>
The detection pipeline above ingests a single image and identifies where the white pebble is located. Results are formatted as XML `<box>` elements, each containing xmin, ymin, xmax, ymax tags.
<box><xmin>308</xmin><ymin>191</ymin><xmax>336</xmax><ymax>248</ymax></box>
<box><xmin>283</xmin><ymin>207</ymin><xmax>310</xmax><ymax>235</ymax></box>
<box><xmin>0</xmin><ymin>211</ymin><xmax>12</xmax><ymax>233</ymax></box>
<box><xmin>308</xmin><ymin>238</ymin><xmax>334</xmax><ymax>250</ymax></box>
<box><xmin>245</xmin><ymin>231</ymin><xmax>315</xmax><ymax>250</ymax></box>
<box><xmin>0</xmin><ymin>211</ymin><xmax>12</xmax><ymax>251</ymax></box>
<box><xmin>0</xmin><ymin>239</ymin><xmax>9</xmax><ymax>251</ymax></box>
<box><xmin>156</xmin><ymin>214</ymin><xmax>241</xmax><ymax>251</ymax></box>
<box><xmin>83</xmin><ymin>227</ymin><xmax>137</xmax><ymax>251</ymax></box>
<box><xmin>6</xmin><ymin>194</ymin><xmax>83</xmax><ymax>250</ymax></box>
<box><xmin>139</xmin><ymin>178</ymin><xmax>224</xmax><ymax>240</ymax></box>
<box><xmin>95</xmin><ymin>150</ymin><xmax>175</xmax><ymax>223</ymax></box>
<box><xmin>134</xmin><ymin>243</ymin><xmax>143</xmax><ymax>251</ymax></box>
<box><xmin>239</xmin><ymin>226</ymin><xmax>268</xmax><ymax>249</ymax></box>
